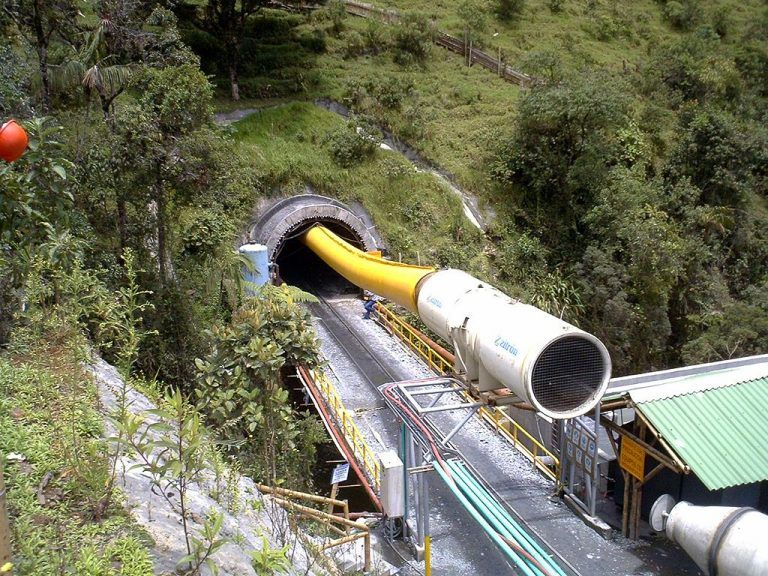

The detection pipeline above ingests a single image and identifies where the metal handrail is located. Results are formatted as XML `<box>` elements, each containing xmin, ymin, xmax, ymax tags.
<box><xmin>375</xmin><ymin>305</ymin><xmax>454</xmax><ymax>375</ymax></box>
<box><xmin>311</xmin><ymin>369</ymin><xmax>382</xmax><ymax>491</ymax></box>
<box><xmin>375</xmin><ymin>304</ymin><xmax>560</xmax><ymax>481</ymax></box>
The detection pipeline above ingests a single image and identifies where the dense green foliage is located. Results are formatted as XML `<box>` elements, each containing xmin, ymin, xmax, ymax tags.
<box><xmin>1</xmin><ymin>1</ymin><xmax>328</xmax><ymax>570</ymax></box>
<box><xmin>195</xmin><ymin>285</ymin><xmax>323</xmax><ymax>487</ymax></box>
<box><xmin>261</xmin><ymin>0</ymin><xmax>767</xmax><ymax>374</ymax></box>
<box><xmin>2</xmin><ymin>0</ymin><xmax>768</xmax><ymax>567</ymax></box>
<box><xmin>0</xmin><ymin>338</ymin><xmax>153</xmax><ymax>575</ymax></box>
<box><xmin>5</xmin><ymin>0</ymin><xmax>761</xmax><ymax>377</ymax></box>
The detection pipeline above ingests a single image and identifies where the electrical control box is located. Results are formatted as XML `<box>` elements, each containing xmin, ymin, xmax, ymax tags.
<box><xmin>379</xmin><ymin>450</ymin><xmax>404</xmax><ymax>518</ymax></box>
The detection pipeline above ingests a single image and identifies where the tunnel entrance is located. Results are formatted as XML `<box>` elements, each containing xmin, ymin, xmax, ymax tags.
<box><xmin>247</xmin><ymin>193</ymin><xmax>382</xmax><ymax>296</ymax></box>
<box><xmin>275</xmin><ymin>220</ymin><xmax>364</xmax><ymax>296</ymax></box>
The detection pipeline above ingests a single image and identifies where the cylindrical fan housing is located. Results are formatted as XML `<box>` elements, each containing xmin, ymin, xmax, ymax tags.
<box><xmin>416</xmin><ymin>269</ymin><xmax>611</xmax><ymax>419</ymax></box>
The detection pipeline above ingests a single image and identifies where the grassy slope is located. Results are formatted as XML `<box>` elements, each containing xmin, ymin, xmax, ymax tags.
<box><xmin>222</xmin><ymin>0</ymin><xmax>766</xmax><ymax>300</ymax></box>
<box><xmin>306</xmin><ymin>0</ymin><xmax>763</xmax><ymax>194</ymax></box>
<box><xmin>232</xmin><ymin>102</ymin><xmax>489</xmax><ymax>272</ymax></box>
<box><xmin>371</xmin><ymin>0</ymin><xmax>762</xmax><ymax>69</ymax></box>
<box><xmin>0</xmin><ymin>337</ymin><xmax>153</xmax><ymax>575</ymax></box>
<box><xmin>310</xmin><ymin>44</ymin><xmax>520</xmax><ymax>194</ymax></box>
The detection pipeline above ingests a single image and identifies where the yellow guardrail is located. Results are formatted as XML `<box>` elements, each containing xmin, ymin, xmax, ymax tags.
<box><xmin>375</xmin><ymin>304</ymin><xmax>454</xmax><ymax>375</ymax></box>
<box><xmin>311</xmin><ymin>369</ymin><xmax>382</xmax><ymax>491</ymax></box>
<box><xmin>473</xmin><ymin>400</ymin><xmax>559</xmax><ymax>481</ymax></box>
<box><xmin>375</xmin><ymin>304</ymin><xmax>560</xmax><ymax>482</ymax></box>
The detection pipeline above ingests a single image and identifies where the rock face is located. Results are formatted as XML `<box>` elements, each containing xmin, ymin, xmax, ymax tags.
<box><xmin>89</xmin><ymin>358</ymin><xmax>318</xmax><ymax>576</ymax></box>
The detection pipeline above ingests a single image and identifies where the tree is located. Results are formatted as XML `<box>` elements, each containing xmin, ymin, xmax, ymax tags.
<box><xmin>665</xmin><ymin>107</ymin><xmax>756</xmax><ymax>209</ymax></box>
<box><xmin>0</xmin><ymin>44</ymin><xmax>32</xmax><ymax>117</ymax></box>
<box><xmin>0</xmin><ymin>117</ymin><xmax>74</xmax><ymax>343</ymax></box>
<box><xmin>202</xmin><ymin>0</ymin><xmax>265</xmax><ymax>100</ymax></box>
<box><xmin>3</xmin><ymin>0</ymin><xmax>78</xmax><ymax>111</ymax></box>
<box><xmin>114</xmin><ymin>64</ymin><xmax>213</xmax><ymax>287</ymax></box>
<box><xmin>51</xmin><ymin>20</ymin><xmax>134</xmax><ymax>123</ymax></box>
<box><xmin>491</xmin><ymin>72</ymin><xmax>629</xmax><ymax>251</ymax></box>
<box><xmin>194</xmin><ymin>285</ymin><xmax>322</xmax><ymax>485</ymax></box>
<box><xmin>681</xmin><ymin>284</ymin><xmax>768</xmax><ymax>363</ymax></box>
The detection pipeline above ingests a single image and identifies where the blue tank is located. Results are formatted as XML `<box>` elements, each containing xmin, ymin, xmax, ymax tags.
<box><xmin>239</xmin><ymin>243</ymin><xmax>270</xmax><ymax>294</ymax></box>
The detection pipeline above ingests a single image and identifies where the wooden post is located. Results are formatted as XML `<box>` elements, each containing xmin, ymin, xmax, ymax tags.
<box><xmin>0</xmin><ymin>454</ymin><xmax>11</xmax><ymax>569</ymax></box>
<box><xmin>621</xmin><ymin>470</ymin><xmax>631</xmax><ymax>537</ymax></box>
<box><xmin>326</xmin><ymin>482</ymin><xmax>339</xmax><ymax>515</ymax></box>
<box><xmin>630</xmin><ymin>423</ymin><xmax>647</xmax><ymax>539</ymax></box>
<box><xmin>630</xmin><ymin>477</ymin><xmax>643</xmax><ymax>539</ymax></box>
<box><xmin>363</xmin><ymin>531</ymin><xmax>371</xmax><ymax>572</ymax></box>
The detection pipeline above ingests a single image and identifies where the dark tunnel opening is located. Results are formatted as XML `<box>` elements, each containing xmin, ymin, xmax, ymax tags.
<box><xmin>274</xmin><ymin>219</ymin><xmax>365</xmax><ymax>297</ymax></box>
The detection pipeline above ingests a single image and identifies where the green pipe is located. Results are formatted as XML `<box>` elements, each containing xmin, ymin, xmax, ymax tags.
<box><xmin>445</xmin><ymin>461</ymin><xmax>542</xmax><ymax>572</ymax></box>
<box><xmin>446</xmin><ymin>462</ymin><xmax>557</xmax><ymax>576</ymax></box>
<box><xmin>447</xmin><ymin>461</ymin><xmax>565</xmax><ymax>576</ymax></box>
<box><xmin>433</xmin><ymin>463</ymin><xmax>539</xmax><ymax>576</ymax></box>
<box><xmin>447</xmin><ymin>461</ymin><xmax>566</xmax><ymax>576</ymax></box>
<box><xmin>401</xmin><ymin>423</ymin><xmax>409</xmax><ymax>536</ymax></box>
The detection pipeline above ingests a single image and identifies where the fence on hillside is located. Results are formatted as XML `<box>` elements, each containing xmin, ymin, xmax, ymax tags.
<box><xmin>343</xmin><ymin>0</ymin><xmax>534</xmax><ymax>87</ymax></box>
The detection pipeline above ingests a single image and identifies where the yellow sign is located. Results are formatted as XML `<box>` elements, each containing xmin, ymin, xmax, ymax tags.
<box><xmin>620</xmin><ymin>436</ymin><xmax>646</xmax><ymax>481</ymax></box>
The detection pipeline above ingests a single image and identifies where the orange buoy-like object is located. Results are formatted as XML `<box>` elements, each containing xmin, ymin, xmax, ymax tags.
<box><xmin>0</xmin><ymin>120</ymin><xmax>29</xmax><ymax>162</ymax></box>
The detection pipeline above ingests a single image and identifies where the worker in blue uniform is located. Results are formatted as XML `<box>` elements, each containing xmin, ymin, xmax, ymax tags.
<box><xmin>363</xmin><ymin>293</ymin><xmax>378</xmax><ymax>319</ymax></box>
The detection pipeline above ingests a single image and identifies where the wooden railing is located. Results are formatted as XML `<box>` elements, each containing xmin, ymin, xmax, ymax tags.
<box><xmin>257</xmin><ymin>483</ymin><xmax>371</xmax><ymax>572</ymax></box>
<box><xmin>343</xmin><ymin>0</ymin><xmax>533</xmax><ymax>87</ymax></box>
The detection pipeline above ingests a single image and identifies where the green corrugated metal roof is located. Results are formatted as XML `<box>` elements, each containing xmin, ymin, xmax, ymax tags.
<box><xmin>634</xmin><ymin>374</ymin><xmax>768</xmax><ymax>491</ymax></box>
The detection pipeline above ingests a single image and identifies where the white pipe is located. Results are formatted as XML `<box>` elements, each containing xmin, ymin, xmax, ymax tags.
<box><xmin>416</xmin><ymin>269</ymin><xmax>611</xmax><ymax>419</ymax></box>
<box><xmin>665</xmin><ymin>501</ymin><xmax>768</xmax><ymax>576</ymax></box>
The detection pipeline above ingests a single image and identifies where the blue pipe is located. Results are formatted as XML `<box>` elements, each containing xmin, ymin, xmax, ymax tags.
<box><xmin>447</xmin><ymin>461</ymin><xmax>566</xmax><ymax>576</ymax></box>
<box><xmin>433</xmin><ymin>463</ymin><xmax>540</xmax><ymax>576</ymax></box>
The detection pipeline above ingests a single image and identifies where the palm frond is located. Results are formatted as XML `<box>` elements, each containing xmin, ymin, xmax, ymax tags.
<box><xmin>82</xmin><ymin>65</ymin><xmax>104</xmax><ymax>91</ymax></box>
<box><xmin>99</xmin><ymin>65</ymin><xmax>133</xmax><ymax>93</ymax></box>
<box><xmin>48</xmin><ymin>60</ymin><xmax>88</xmax><ymax>92</ymax></box>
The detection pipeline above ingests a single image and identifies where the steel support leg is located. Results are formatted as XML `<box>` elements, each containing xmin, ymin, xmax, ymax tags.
<box><xmin>441</xmin><ymin>406</ymin><xmax>481</xmax><ymax>447</ymax></box>
<box><xmin>401</xmin><ymin>424</ymin><xmax>410</xmax><ymax>539</ymax></box>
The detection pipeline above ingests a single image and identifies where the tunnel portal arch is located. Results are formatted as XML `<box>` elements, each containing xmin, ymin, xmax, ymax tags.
<box><xmin>247</xmin><ymin>194</ymin><xmax>381</xmax><ymax>263</ymax></box>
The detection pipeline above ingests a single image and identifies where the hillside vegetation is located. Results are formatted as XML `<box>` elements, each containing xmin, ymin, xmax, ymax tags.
<box><xmin>1</xmin><ymin>0</ymin><xmax>767</xmax><ymax>571</ymax></box>
<box><xmin>186</xmin><ymin>0</ymin><xmax>768</xmax><ymax>373</ymax></box>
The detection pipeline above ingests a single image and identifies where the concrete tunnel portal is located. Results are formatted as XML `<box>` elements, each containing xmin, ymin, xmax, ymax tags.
<box><xmin>246</xmin><ymin>194</ymin><xmax>383</xmax><ymax>291</ymax></box>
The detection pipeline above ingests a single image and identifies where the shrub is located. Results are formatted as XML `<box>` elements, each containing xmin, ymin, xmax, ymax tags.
<box><xmin>393</xmin><ymin>13</ymin><xmax>433</xmax><ymax>65</ymax></box>
<box><xmin>496</xmin><ymin>0</ymin><xmax>525</xmax><ymax>22</ymax></box>
<box><xmin>363</xmin><ymin>19</ymin><xmax>389</xmax><ymax>55</ymax></box>
<box><xmin>324</xmin><ymin>0</ymin><xmax>347</xmax><ymax>36</ymax></box>
<box><xmin>663</xmin><ymin>0</ymin><xmax>701</xmax><ymax>31</ymax></box>
<box><xmin>373</xmin><ymin>75</ymin><xmax>415</xmax><ymax>109</ymax></box>
<box><xmin>548</xmin><ymin>0</ymin><xmax>564</xmax><ymax>14</ymax></box>
<box><xmin>297</xmin><ymin>28</ymin><xmax>327</xmax><ymax>53</ymax></box>
<box><xmin>181</xmin><ymin>210</ymin><xmax>231</xmax><ymax>258</ymax></box>
<box><xmin>591</xmin><ymin>14</ymin><xmax>621</xmax><ymax>41</ymax></box>
<box><xmin>710</xmin><ymin>6</ymin><xmax>730</xmax><ymax>38</ymax></box>
<box><xmin>343</xmin><ymin>30</ymin><xmax>367</xmax><ymax>58</ymax></box>
<box><xmin>325</xmin><ymin>118</ymin><xmax>381</xmax><ymax>167</ymax></box>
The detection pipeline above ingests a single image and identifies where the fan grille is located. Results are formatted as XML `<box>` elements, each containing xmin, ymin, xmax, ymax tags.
<box><xmin>531</xmin><ymin>336</ymin><xmax>606</xmax><ymax>415</ymax></box>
